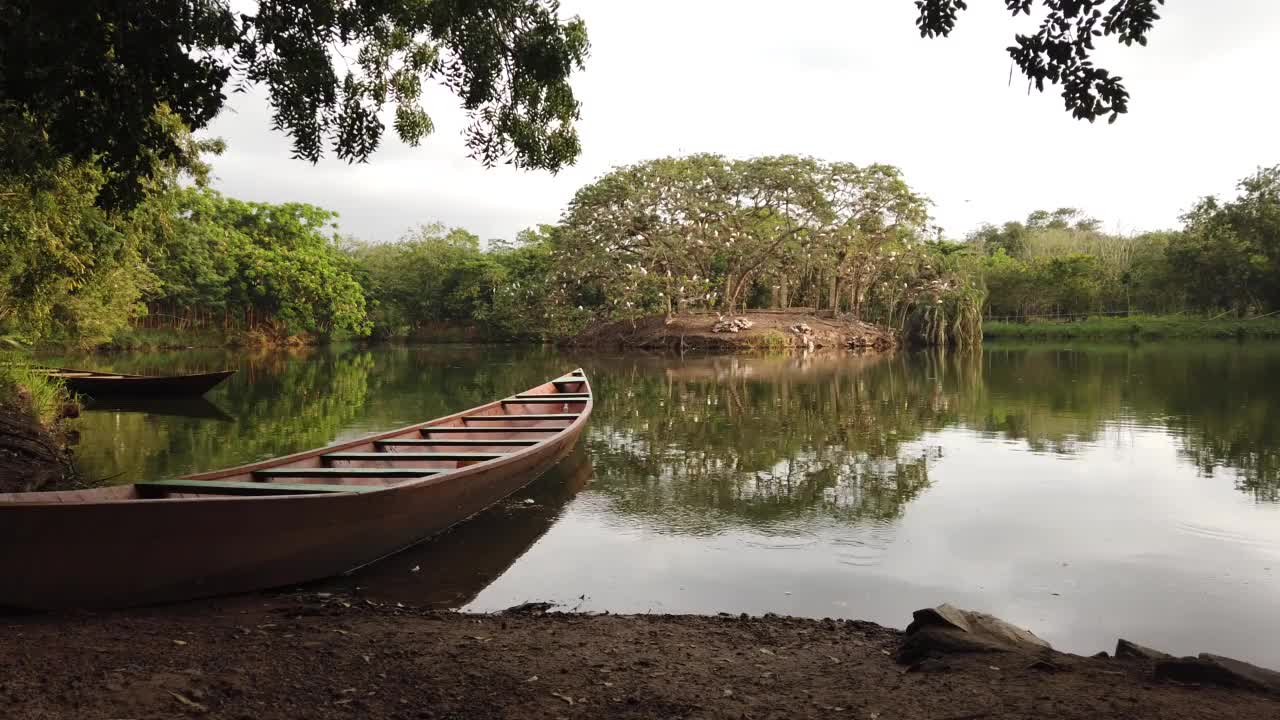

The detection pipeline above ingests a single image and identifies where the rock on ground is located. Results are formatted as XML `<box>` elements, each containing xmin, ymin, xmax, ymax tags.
<box><xmin>1156</xmin><ymin>654</ymin><xmax>1280</xmax><ymax>694</ymax></box>
<box><xmin>898</xmin><ymin>603</ymin><xmax>1053</xmax><ymax>664</ymax></box>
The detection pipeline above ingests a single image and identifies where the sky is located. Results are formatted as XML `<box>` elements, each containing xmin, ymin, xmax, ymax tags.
<box><xmin>202</xmin><ymin>1</ymin><xmax>1280</xmax><ymax>244</ymax></box>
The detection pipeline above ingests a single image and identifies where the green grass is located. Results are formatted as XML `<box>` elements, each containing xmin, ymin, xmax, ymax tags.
<box><xmin>983</xmin><ymin>314</ymin><xmax>1280</xmax><ymax>341</ymax></box>
<box><xmin>0</xmin><ymin>360</ymin><xmax>74</xmax><ymax>427</ymax></box>
<box><xmin>751</xmin><ymin>330</ymin><xmax>792</xmax><ymax>351</ymax></box>
<box><xmin>104</xmin><ymin>326</ymin><xmax>237</xmax><ymax>351</ymax></box>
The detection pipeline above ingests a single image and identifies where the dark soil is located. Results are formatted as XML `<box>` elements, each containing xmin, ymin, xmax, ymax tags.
<box><xmin>2</xmin><ymin>593</ymin><xmax>1276</xmax><ymax>719</ymax></box>
<box><xmin>566</xmin><ymin>311</ymin><xmax>896</xmax><ymax>352</ymax></box>
<box><xmin>0</xmin><ymin>402</ymin><xmax>78</xmax><ymax>494</ymax></box>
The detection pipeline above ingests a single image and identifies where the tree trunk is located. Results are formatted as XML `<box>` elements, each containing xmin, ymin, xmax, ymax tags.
<box><xmin>727</xmin><ymin>271</ymin><xmax>752</xmax><ymax>315</ymax></box>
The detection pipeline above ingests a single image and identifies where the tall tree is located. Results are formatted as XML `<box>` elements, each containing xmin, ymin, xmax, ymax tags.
<box><xmin>914</xmin><ymin>0</ymin><xmax>1165</xmax><ymax>122</ymax></box>
<box><xmin>558</xmin><ymin>155</ymin><xmax>932</xmax><ymax>317</ymax></box>
<box><xmin>0</xmin><ymin>1</ymin><xmax>589</xmax><ymax>207</ymax></box>
<box><xmin>1169</xmin><ymin>166</ymin><xmax>1280</xmax><ymax>314</ymax></box>
<box><xmin>0</xmin><ymin>109</ymin><xmax>218</xmax><ymax>346</ymax></box>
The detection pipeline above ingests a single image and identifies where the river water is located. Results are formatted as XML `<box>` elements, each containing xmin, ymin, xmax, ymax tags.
<box><xmin>54</xmin><ymin>343</ymin><xmax>1280</xmax><ymax>667</ymax></box>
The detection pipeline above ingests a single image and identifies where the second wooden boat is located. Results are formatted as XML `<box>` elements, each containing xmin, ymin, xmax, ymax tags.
<box><xmin>41</xmin><ymin>367</ymin><xmax>236</xmax><ymax>396</ymax></box>
<box><xmin>0</xmin><ymin>370</ymin><xmax>592</xmax><ymax>610</ymax></box>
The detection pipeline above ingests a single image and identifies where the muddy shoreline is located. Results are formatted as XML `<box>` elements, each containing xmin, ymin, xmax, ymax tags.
<box><xmin>566</xmin><ymin>311</ymin><xmax>897</xmax><ymax>352</ymax></box>
<box><xmin>3</xmin><ymin>593</ymin><xmax>1277</xmax><ymax>719</ymax></box>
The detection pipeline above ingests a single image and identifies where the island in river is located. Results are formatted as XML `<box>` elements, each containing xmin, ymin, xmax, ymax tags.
<box><xmin>566</xmin><ymin>311</ymin><xmax>898</xmax><ymax>352</ymax></box>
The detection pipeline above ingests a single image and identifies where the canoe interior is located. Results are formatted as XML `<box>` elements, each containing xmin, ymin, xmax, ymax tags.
<box><xmin>0</xmin><ymin>370</ymin><xmax>591</xmax><ymax>505</ymax></box>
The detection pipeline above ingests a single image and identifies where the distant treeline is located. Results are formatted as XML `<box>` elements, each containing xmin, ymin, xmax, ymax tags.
<box><xmin>2</xmin><ymin>143</ymin><xmax>988</xmax><ymax>348</ymax></box>
<box><xmin>3</xmin><ymin>112</ymin><xmax>1277</xmax><ymax>349</ymax></box>
<box><xmin>974</xmin><ymin>167</ymin><xmax>1280</xmax><ymax>320</ymax></box>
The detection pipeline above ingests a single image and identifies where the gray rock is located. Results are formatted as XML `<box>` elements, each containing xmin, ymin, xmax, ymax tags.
<box><xmin>905</xmin><ymin>658</ymin><xmax>952</xmax><ymax>673</ymax></box>
<box><xmin>1155</xmin><ymin>654</ymin><xmax>1280</xmax><ymax>694</ymax></box>
<box><xmin>898</xmin><ymin>604</ymin><xmax>1051</xmax><ymax>664</ymax></box>
<box><xmin>1115</xmin><ymin>639</ymin><xmax>1174</xmax><ymax>661</ymax></box>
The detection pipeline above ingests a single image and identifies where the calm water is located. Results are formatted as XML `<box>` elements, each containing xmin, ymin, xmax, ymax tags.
<box><xmin>53</xmin><ymin>343</ymin><xmax>1280</xmax><ymax>666</ymax></box>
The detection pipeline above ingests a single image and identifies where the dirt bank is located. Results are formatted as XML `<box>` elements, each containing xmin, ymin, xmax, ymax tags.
<box><xmin>567</xmin><ymin>311</ymin><xmax>897</xmax><ymax>352</ymax></box>
<box><xmin>0</xmin><ymin>400</ymin><xmax>78</xmax><ymax>494</ymax></box>
<box><xmin>3</xmin><ymin>593</ymin><xmax>1276</xmax><ymax>719</ymax></box>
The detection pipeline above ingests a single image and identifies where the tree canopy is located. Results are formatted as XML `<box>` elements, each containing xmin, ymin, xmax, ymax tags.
<box><xmin>0</xmin><ymin>0</ymin><xmax>589</xmax><ymax>207</ymax></box>
<box><xmin>555</xmin><ymin>154</ymin><xmax>984</xmax><ymax>344</ymax></box>
<box><xmin>973</xmin><ymin>168</ymin><xmax>1280</xmax><ymax>320</ymax></box>
<box><xmin>914</xmin><ymin>0</ymin><xmax>1165</xmax><ymax>122</ymax></box>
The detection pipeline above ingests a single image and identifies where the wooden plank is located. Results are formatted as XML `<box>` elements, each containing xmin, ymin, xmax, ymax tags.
<box><xmin>137</xmin><ymin>480</ymin><xmax>379</xmax><ymax>496</ymax></box>
<box><xmin>514</xmin><ymin>393</ymin><xmax>590</xmax><ymax>399</ymax></box>
<box><xmin>464</xmin><ymin>413</ymin><xmax>579</xmax><ymax>421</ymax></box>
<box><xmin>418</xmin><ymin>427</ymin><xmax>562</xmax><ymax>434</ymax></box>
<box><xmin>377</xmin><ymin>439</ymin><xmax>540</xmax><ymax>446</ymax></box>
<box><xmin>501</xmin><ymin>398</ymin><xmax>588</xmax><ymax>405</ymax></box>
<box><xmin>254</xmin><ymin>468</ymin><xmax>445</xmax><ymax>479</ymax></box>
<box><xmin>325</xmin><ymin>452</ymin><xmax>506</xmax><ymax>461</ymax></box>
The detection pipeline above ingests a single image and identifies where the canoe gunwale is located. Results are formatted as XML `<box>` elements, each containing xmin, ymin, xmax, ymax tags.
<box><xmin>1</xmin><ymin>370</ymin><xmax>592</xmax><ymax>507</ymax></box>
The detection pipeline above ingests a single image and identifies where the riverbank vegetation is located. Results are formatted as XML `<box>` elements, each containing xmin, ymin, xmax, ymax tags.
<box><xmin>0</xmin><ymin>360</ymin><xmax>79</xmax><ymax>492</ymax></box>
<box><xmin>974</xmin><ymin>167</ymin><xmax>1280</xmax><ymax>336</ymax></box>
<box><xmin>3</xmin><ymin>142</ymin><xmax>991</xmax><ymax>349</ymax></box>
<box><xmin>985</xmin><ymin>315</ymin><xmax>1280</xmax><ymax>341</ymax></box>
<box><xmin>4</xmin><ymin>137</ymin><xmax>1279</xmax><ymax>351</ymax></box>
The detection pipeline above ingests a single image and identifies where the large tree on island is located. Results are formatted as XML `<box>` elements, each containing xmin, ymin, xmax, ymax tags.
<box><xmin>558</xmin><ymin>155</ymin><xmax>932</xmax><ymax>317</ymax></box>
<box><xmin>914</xmin><ymin>0</ymin><xmax>1165</xmax><ymax>122</ymax></box>
<box><xmin>0</xmin><ymin>0</ymin><xmax>589</xmax><ymax>207</ymax></box>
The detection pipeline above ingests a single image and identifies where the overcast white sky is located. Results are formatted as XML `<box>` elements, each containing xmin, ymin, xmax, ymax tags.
<box><xmin>202</xmin><ymin>1</ymin><xmax>1280</xmax><ymax>243</ymax></box>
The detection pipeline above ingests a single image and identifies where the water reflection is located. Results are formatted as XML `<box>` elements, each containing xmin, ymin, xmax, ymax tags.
<box><xmin>55</xmin><ymin>343</ymin><xmax>1280</xmax><ymax>503</ymax></box>
<box><xmin>974</xmin><ymin>344</ymin><xmax>1280</xmax><ymax>502</ymax></box>
<box><xmin>320</xmin><ymin>449</ymin><xmax>593</xmax><ymax>607</ymax></box>
<box><xmin>82</xmin><ymin>396</ymin><xmax>234</xmax><ymax>421</ymax></box>
<box><xmin>45</xmin><ymin>342</ymin><xmax>1280</xmax><ymax>666</ymax></box>
<box><xmin>584</xmin><ymin>354</ymin><xmax>942</xmax><ymax>534</ymax></box>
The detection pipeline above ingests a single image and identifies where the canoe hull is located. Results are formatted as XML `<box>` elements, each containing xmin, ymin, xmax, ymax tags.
<box><xmin>0</xmin><ymin>371</ymin><xmax>592</xmax><ymax>610</ymax></box>
<box><xmin>60</xmin><ymin>370</ymin><xmax>235</xmax><ymax>396</ymax></box>
<box><xmin>0</xmin><ymin>421</ymin><xmax>582</xmax><ymax>609</ymax></box>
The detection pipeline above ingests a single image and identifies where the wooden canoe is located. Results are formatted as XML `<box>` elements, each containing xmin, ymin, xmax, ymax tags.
<box><xmin>0</xmin><ymin>370</ymin><xmax>593</xmax><ymax>610</ymax></box>
<box><xmin>40</xmin><ymin>367</ymin><xmax>236</xmax><ymax>396</ymax></box>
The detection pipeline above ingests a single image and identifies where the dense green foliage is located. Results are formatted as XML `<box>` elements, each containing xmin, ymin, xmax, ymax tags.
<box><xmin>0</xmin><ymin>149</ymin><xmax>370</xmax><ymax>347</ymax></box>
<box><xmin>1</xmin><ymin>0</ymin><xmax>589</xmax><ymax>207</ymax></box>
<box><xmin>977</xmin><ymin>167</ymin><xmax>1280</xmax><ymax>324</ymax></box>
<box><xmin>327</xmin><ymin>154</ymin><xmax>989</xmax><ymax>346</ymax></box>
<box><xmin>349</xmin><ymin>223</ymin><xmax>575</xmax><ymax>341</ymax></box>
<box><xmin>915</xmin><ymin>0</ymin><xmax>1165</xmax><ymax>122</ymax></box>
<box><xmin>0</xmin><ymin>110</ymin><xmax>218</xmax><ymax>348</ymax></box>
<box><xmin>6</xmin><ymin>153</ymin><xmax>1279</xmax><ymax>350</ymax></box>
<box><xmin>146</xmin><ymin>189</ymin><xmax>370</xmax><ymax>338</ymax></box>
<box><xmin>984</xmin><ymin>315</ymin><xmax>1280</xmax><ymax>341</ymax></box>
<box><xmin>555</xmin><ymin>154</ymin><xmax>985</xmax><ymax>345</ymax></box>
<box><xmin>1171</xmin><ymin>168</ymin><xmax>1280</xmax><ymax>313</ymax></box>
<box><xmin>0</xmin><ymin>360</ymin><xmax>71</xmax><ymax>428</ymax></box>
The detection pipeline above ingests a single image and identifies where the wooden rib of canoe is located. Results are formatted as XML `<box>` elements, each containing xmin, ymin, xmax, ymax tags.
<box><xmin>0</xmin><ymin>370</ymin><xmax>593</xmax><ymax>610</ymax></box>
<box><xmin>38</xmin><ymin>367</ymin><xmax>236</xmax><ymax>396</ymax></box>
